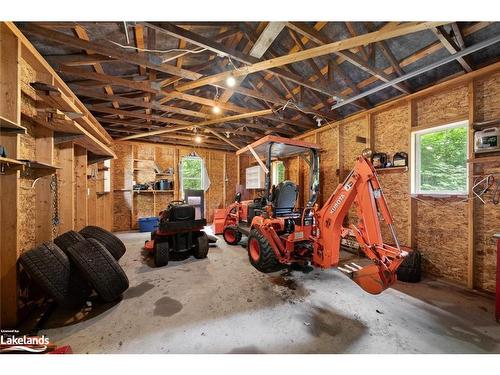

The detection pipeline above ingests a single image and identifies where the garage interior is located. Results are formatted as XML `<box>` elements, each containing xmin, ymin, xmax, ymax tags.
<box><xmin>1</xmin><ymin>19</ymin><xmax>500</xmax><ymax>354</ymax></box>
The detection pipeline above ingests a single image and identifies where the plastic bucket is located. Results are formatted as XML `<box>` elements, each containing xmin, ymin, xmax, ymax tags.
<box><xmin>138</xmin><ymin>217</ymin><xmax>159</xmax><ymax>232</ymax></box>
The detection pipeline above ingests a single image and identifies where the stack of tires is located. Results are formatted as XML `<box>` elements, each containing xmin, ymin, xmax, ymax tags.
<box><xmin>19</xmin><ymin>226</ymin><xmax>129</xmax><ymax>308</ymax></box>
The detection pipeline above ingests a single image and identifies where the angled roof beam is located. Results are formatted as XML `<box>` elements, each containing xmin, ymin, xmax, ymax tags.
<box><xmin>19</xmin><ymin>23</ymin><xmax>202</xmax><ymax>80</ymax></box>
<box><xmin>116</xmin><ymin>109</ymin><xmax>275</xmax><ymax>141</ymax></box>
<box><xmin>287</xmin><ymin>22</ymin><xmax>411</xmax><ymax>94</ymax></box>
<box><xmin>432</xmin><ymin>25</ymin><xmax>473</xmax><ymax>72</ymax></box>
<box><xmin>143</xmin><ymin>22</ymin><xmax>343</xmax><ymax>98</ymax></box>
<box><xmin>173</xmin><ymin>22</ymin><xmax>445</xmax><ymax>92</ymax></box>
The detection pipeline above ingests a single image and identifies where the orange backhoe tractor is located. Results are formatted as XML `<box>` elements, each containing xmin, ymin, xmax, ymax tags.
<box><xmin>222</xmin><ymin>135</ymin><xmax>408</xmax><ymax>295</ymax></box>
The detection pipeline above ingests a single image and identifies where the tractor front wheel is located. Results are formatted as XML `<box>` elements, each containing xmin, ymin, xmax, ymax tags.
<box><xmin>247</xmin><ymin>229</ymin><xmax>282</xmax><ymax>273</ymax></box>
<box><xmin>223</xmin><ymin>225</ymin><xmax>242</xmax><ymax>245</ymax></box>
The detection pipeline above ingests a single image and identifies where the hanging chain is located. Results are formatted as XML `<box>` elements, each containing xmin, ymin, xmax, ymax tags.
<box><xmin>51</xmin><ymin>173</ymin><xmax>60</xmax><ymax>237</ymax></box>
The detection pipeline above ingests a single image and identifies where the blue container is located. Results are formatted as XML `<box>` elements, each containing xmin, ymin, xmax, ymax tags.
<box><xmin>138</xmin><ymin>217</ymin><xmax>159</xmax><ymax>232</ymax></box>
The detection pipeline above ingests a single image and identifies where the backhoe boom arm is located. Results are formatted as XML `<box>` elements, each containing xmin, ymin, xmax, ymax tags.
<box><xmin>313</xmin><ymin>155</ymin><xmax>408</xmax><ymax>294</ymax></box>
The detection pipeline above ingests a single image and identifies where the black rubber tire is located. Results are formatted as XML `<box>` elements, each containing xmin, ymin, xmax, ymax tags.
<box><xmin>66</xmin><ymin>239</ymin><xmax>129</xmax><ymax>302</ymax></box>
<box><xmin>154</xmin><ymin>240</ymin><xmax>170</xmax><ymax>267</ymax></box>
<box><xmin>54</xmin><ymin>230</ymin><xmax>85</xmax><ymax>253</ymax></box>
<box><xmin>223</xmin><ymin>225</ymin><xmax>242</xmax><ymax>245</ymax></box>
<box><xmin>397</xmin><ymin>249</ymin><xmax>422</xmax><ymax>283</ymax></box>
<box><xmin>247</xmin><ymin>229</ymin><xmax>282</xmax><ymax>273</ymax></box>
<box><xmin>193</xmin><ymin>233</ymin><xmax>209</xmax><ymax>259</ymax></box>
<box><xmin>79</xmin><ymin>226</ymin><xmax>126</xmax><ymax>260</ymax></box>
<box><xmin>19</xmin><ymin>242</ymin><xmax>91</xmax><ymax>307</ymax></box>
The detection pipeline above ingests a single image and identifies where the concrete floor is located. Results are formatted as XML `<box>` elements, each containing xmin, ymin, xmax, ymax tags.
<box><xmin>37</xmin><ymin>230</ymin><xmax>500</xmax><ymax>354</ymax></box>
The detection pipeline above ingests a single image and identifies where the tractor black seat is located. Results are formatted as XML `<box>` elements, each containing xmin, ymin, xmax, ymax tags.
<box><xmin>158</xmin><ymin>219</ymin><xmax>207</xmax><ymax>233</ymax></box>
<box><xmin>272</xmin><ymin>180</ymin><xmax>298</xmax><ymax>217</ymax></box>
<box><xmin>163</xmin><ymin>203</ymin><xmax>195</xmax><ymax>222</ymax></box>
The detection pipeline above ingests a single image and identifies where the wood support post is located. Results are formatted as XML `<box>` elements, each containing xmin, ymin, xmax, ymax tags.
<box><xmin>74</xmin><ymin>145</ymin><xmax>88</xmax><ymax>230</ymax></box>
<box><xmin>407</xmin><ymin>99</ymin><xmax>417</xmax><ymax>249</ymax></box>
<box><xmin>0</xmin><ymin>23</ymin><xmax>21</xmax><ymax>327</ymax></box>
<box><xmin>35</xmin><ymin>126</ymin><xmax>54</xmax><ymax>243</ymax></box>
<box><xmin>467</xmin><ymin>80</ymin><xmax>476</xmax><ymax>289</ymax></box>
<box><xmin>57</xmin><ymin>142</ymin><xmax>75</xmax><ymax>233</ymax></box>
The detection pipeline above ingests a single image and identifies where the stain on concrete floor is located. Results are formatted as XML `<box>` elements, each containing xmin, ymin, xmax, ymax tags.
<box><xmin>32</xmin><ymin>230</ymin><xmax>500</xmax><ymax>354</ymax></box>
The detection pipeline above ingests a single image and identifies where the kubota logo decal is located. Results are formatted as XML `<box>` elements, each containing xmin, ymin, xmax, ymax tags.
<box><xmin>329</xmin><ymin>194</ymin><xmax>345</xmax><ymax>214</ymax></box>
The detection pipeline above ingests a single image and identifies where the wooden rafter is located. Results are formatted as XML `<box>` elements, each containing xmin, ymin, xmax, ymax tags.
<box><xmin>432</xmin><ymin>25</ymin><xmax>473</xmax><ymax>72</ymax></box>
<box><xmin>173</xmin><ymin>22</ymin><xmax>445</xmax><ymax>92</ymax></box>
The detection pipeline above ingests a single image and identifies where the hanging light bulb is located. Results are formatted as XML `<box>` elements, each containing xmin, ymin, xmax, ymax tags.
<box><xmin>226</xmin><ymin>75</ymin><xmax>236</xmax><ymax>87</ymax></box>
<box><xmin>212</xmin><ymin>105</ymin><xmax>221</xmax><ymax>114</ymax></box>
<box><xmin>194</xmin><ymin>135</ymin><xmax>202</xmax><ymax>144</ymax></box>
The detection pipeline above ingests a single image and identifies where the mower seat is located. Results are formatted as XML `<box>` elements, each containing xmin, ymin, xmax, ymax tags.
<box><xmin>272</xmin><ymin>180</ymin><xmax>298</xmax><ymax>217</ymax></box>
<box><xmin>164</xmin><ymin>203</ymin><xmax>195</xmax><ymax>221</ymax></box>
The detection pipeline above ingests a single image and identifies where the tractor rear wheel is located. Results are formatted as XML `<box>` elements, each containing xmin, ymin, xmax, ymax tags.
<box><xmin>154</xmin><ymin>240</ymin><xmax>170</xmax><ymax>267</ymax></box>
<box><xmin>247</xmin><ymin>229</ymin><xmax>282</xmax><ymax>273</ymax></box>
<box><xmin>223</xmin><ymin>225</ymin><xmax>242</xmax><ymax>245</ymax></box>
<box><xmin>397</xmin><ymin>249</ymin><xmax>422</xmax><ymax>283</ymax></box>
<box><xmin>193</xmin><ymin>233</ymin><xmax>209</xmax><ymax>259</ymax></box>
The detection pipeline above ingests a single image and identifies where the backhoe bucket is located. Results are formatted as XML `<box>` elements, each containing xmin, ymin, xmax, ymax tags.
<box><xmin>339</xmin><ymin>263</ymin><xmax>396</xmax><ymax>295</ymax></box>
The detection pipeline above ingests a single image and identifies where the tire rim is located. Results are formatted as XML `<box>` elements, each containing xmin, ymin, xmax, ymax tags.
<box><xmin>249</xmin><ymin>237</ymin><xmax>260</xmax><ymax>262</ymax></box>
<box><xmin>225</xmin><ymin>229</ymin><xmax>236</xmax><ymax>242</ymax></box>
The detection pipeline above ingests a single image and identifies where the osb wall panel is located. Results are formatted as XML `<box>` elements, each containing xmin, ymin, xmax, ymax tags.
<box><xmin>342</xmin><ymin>117</ymin><xmax>369</xmax><ymax>170</ymax></box>
<box><xmin>206</xmin><ymin>151</ymin><xmax>225</xmax><ymax>222</ymax></box>
<box><xmin>238</xmin><ymin>155</ymin><xmax>259</xmax><ymax>200</ymax></box>
<box><xmin>134</xmin><ymin>144</ymin><xmax>156</xmax><ymax>184</ymax></box>
<box><xmin>473</xmin><ymin>165</ymin><xmax>500</xmax><ymax>291</ymax></box>
<box><xmin>414</xmin><ymin>84</ymin><xmax>468</xmax><ymax>127</ymax></box>
<box><xmin>298</xmin><ymin>134</ymin><xmax>316</xmax><ymax>207</ymax></box>
<box><xmin>112</xmin><ymin>143</ymin><xmax>133</xmax><ymax>190</ymax></box>
<box><xmin>317</xmin><ymin>124</ymin><xmax>339</xmax><ymax>206</ymax></box>
<box><xmin>113</xmin><ymin>192</ymin><xmax>132</xmax><ymax>232</ymax></box>
<box><xmin>132</xmin><ymin>193</ymin><xmax>155</xmax><ymax>229</ymax></box>
<box><xmin>225</xmin><ymin>153</ymin><xmax>237</xmax><ymax>206</ymax></box>
<box><xmin>473</xmin><ymin>72</ymin><xmax>500</xmax><ymax>291</ymax></box>
<box><xmin>17</xmin><ymin>58</ymin><xmax>38</xmax><ymax>254</ymax></box>
<box><xmin>342</xmin><ymin>117</ymin><xmax>368</xmax><ymax>224</ymax></box>
<box><xmin>475</xmin><ymin>71</ymin><xmax>500</xmax><ymax>122</ymax></box>
<box><xmin>373</xmin><ymin>104</ymin><xmax>410</xmax><ymax>246</ymax></box>
<box><xmin>415</xmin><ymin>200</ymin><xmax>468</xmax><ymax>284</ymax></box>
<box><xmin>154</xmin><ymin>193</ymin><xmax>171</xmax><ymax>216</ymax></box>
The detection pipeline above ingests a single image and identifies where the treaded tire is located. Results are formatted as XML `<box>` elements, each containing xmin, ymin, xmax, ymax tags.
<box><xmin>79</xmin><ymin>226</ymin><xmax>126</xmax><ymax>260</ymax></box>
<box><xmin>397</xmin><ymin>249</ymin><xmax>422</xmax><ymax>283</ymax></box>
<box><xmin>154</xmin><ymin>240</ymin><xmax>169</xmax><ymax>267</ymax></box>
<box><xmin>19</xmin><ymin>242</ymin><xmax>91</xmax><ymax>307</ymax></box>
<box><xmin>223</xmin><ymin>225</ymin><xmax>242</xmax><ymax>245</ymax></box>
<box><xmin>66</xmin><ymin>239</ymin><xmax>129</xmax><ymax>302</ymax></box>
<box><xmin>54</xmin><ymin>230</ymin><xmax>85</xmax><ymax>253</ymax></box>
<box><xmin>247</xmin><ymin>229</ymin><xmax>282</xmax><ymax>273</ymax></box>
<box><xmin>193</xmin><ymin>233</ymin><xmax>209</xmax><ymax>259</ymax></box>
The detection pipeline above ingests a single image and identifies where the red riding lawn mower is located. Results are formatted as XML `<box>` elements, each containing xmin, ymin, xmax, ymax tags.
<box><xmin>221</xmin><ymin>135</ymin><xmax>414</xmax><ymax>295</ymax></box>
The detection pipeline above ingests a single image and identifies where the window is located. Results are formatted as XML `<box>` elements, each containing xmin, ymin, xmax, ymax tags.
<box><xmin>411</xmin><ymin>120</ymin><xmax>468</xmax><ymax>195</ymax></box>
<box><xmin>271</xmin><ymin>161</ymin><xmax>285</xmax><ymax>186</ymax></box>
<box><xmin>181</xmin><ymin>156</ymin><xmax>204</xmax><ymax>191</ymax></box>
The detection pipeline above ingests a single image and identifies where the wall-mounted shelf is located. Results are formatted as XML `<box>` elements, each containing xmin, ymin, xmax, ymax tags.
<box><xmin>19</xmin><ymin>159</ymin><xmax>61</xmax><ymax>176</ymax></box>
<box><xmin>375</xmin><ymin>166</ymin><xmax>408</xmax><ymax>173</ymax></box>
<box><xmin>472</xmin><ymin>119</ymin><xmax>500</xmax><ymax>130</ymax></box>
<box><xmin>133</xmin><ymin>190</ymin><xmax>174</xmax><ymax>194</ymax></box>
<box><xmin>133</xmin><ymin>159</ymin><xmax>154</xmax><ymax>162</ymax></box>
<box><xmin>0</xmin><ymin>157</ymin><xmax>25</xmax><ymax>172</ymax></box>
<box><xmin>468</xmin><ymin>152</ymin><xmax>500</xmax><ymax>165</ymax></box>
<box><xmin>0</xmin><ymin>115</ymin><xmax>27</xmax><ymax>134</ymax></box>
<box><xmin>133</xmin><ymin>167</ymin><xmax>151</xmax><ymax>171</ymax></box>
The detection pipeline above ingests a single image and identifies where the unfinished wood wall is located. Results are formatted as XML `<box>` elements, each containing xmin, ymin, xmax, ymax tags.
<box><xmin>0</xmin><ymin>24</ymin><xmax>113</xmax><ymax>326</ymax></box>
<box><xmin>111</xmin><ymin>141</ymin><xmax>237</xmax><ymax>230</ymax></box>
<box><xmin>294</xmin><ymin>67</ymin><xmax>500</xmax><ymax>292</ymax></box>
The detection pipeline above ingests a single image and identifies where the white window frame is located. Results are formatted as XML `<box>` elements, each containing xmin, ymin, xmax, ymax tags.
<box><xmin>180</xmin><ymin>156</ymin><xmax>204</xmax><ymax>194</ymax></box>
<box><xmin>271</xmin><ymin>160</ymin><xmax>285</xmax><ymax>186</ymax></box>
<box><xmin>411</xmin><ymin>120</ymin><xmax>469</xmax><ymax>196</ymax></box>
